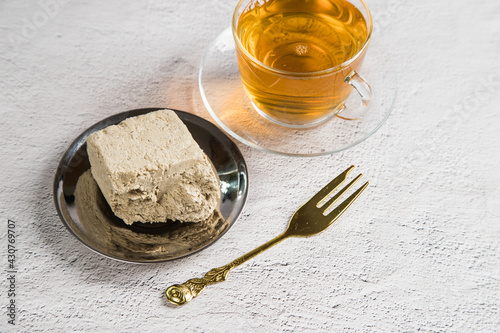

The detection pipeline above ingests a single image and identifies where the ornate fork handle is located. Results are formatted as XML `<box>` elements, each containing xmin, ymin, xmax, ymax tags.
<box><xmin>165</xmin><ymin>233</ymin><xmax>288</xmax><ymax>306</ymax></box>
<box><xmin>165</xmin><ymin>264</ymin><xmax>232</xmax><ymax>305</ymax></box>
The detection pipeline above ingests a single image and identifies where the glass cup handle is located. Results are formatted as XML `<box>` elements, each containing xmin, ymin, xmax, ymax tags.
<box><xmin>336</xmin><ymin>71</ymin><xmax>373</xmax><ymax>120</ymax></box>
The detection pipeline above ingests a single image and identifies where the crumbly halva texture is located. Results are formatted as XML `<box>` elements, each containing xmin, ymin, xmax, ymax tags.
<box><xmin>86</xmin><ymin>109</ymin><xmax>220</xmax><ymax>225</ymax></box>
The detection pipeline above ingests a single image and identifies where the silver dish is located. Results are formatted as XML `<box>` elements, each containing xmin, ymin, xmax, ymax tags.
<box><xmin>53</xmin><ymin>108</ymin><xmax>248</xmax><ymax>263</ymax></box>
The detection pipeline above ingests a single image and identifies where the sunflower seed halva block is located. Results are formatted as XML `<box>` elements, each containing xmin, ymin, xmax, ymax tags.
<box><xmin>86</xmin><ymin>109</ymin><xmax>220</xmax><ymax>225</ymax></box>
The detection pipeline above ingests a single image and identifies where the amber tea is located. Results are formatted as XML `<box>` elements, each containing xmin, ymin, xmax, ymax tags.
<box><xmin>233</xmin><ymin>0</ymin><xmax>372</xmax><ymax>127</ymax></box>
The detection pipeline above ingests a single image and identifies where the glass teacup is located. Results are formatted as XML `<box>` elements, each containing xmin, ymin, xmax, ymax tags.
<box><xmin>232</xmin><ymin>0</ymin><xmax>373</xmax><ymax>128</ymax></box>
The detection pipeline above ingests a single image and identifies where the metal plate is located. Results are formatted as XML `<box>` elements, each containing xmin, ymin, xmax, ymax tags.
<box><xmin>53</xmin><ymin>108</ymin><xmax>248</xmax><ymax>263</ymax></box>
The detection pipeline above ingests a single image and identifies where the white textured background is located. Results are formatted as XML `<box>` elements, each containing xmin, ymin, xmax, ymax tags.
<box><xmin>1</xmin><ymin>0</ymin><xmax>499</xmax><ymax>332</ymax></box>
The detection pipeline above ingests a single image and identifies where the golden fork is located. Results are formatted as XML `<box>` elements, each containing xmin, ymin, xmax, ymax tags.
<box><xmin>165</xmin><ymin>165</ymin><xmax>368</xmax><ymax>306</ymax></box>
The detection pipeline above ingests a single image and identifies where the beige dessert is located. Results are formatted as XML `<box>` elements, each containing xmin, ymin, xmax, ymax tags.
<box><xmin>86</xmin><ymin>109</ymin><xmax>220</xmax><ymax>225</ymax></box>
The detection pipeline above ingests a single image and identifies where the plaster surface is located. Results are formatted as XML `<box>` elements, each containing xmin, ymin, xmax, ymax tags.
<box><xmin>0</xmin><ymin>0</ymin><xmax>499</xmax><ymax>332</ymax></box>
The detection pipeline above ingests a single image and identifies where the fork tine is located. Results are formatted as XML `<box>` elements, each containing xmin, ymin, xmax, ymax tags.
<box><xmin>322</xmin><ymin>174</ymin><xmax>363</xmax><ymax>214</ymax></box>
<box><xmin>313</xmin><ymin>165</ymin><xmax>355</xmax><ymax>207</ymax></box>
<box><xmin>326</xmin><ymin>181</ymin><xmax>369</xmax><ymax>224</ymax></box>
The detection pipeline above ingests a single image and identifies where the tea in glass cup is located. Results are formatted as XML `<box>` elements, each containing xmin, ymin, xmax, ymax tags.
<box><xmin>232</xmin><ymin>0</ymin><xmax>373</xmax><ymax>128</ymax></box>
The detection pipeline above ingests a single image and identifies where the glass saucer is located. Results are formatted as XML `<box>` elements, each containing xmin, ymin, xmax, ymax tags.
<box><xmin>199</xmin><ymin>27</ymin><xmax>397</xmax><ymax>156</ymax></box>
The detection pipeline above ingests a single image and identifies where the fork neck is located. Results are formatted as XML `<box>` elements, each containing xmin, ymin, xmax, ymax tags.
<box><xmin>228</xmin><ymin>232</ymin><xmax>290</xmax><ymax>268</ymax></box>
